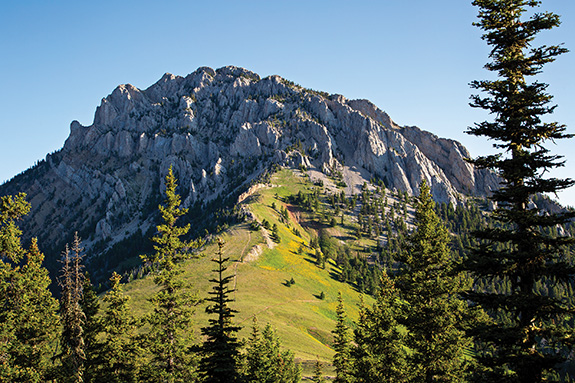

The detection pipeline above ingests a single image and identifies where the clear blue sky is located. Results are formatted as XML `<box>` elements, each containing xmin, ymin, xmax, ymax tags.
<box><xmin>1</xmin><ymin>1</ymin><xmax>574</xmax><ymax>206</ymax></box>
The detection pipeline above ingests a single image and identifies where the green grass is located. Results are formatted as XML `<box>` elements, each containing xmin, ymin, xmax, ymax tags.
<box><xmin>122</xmin><ymin>168</ymin><xmax>372</xmax><ymax>375</ymax></box>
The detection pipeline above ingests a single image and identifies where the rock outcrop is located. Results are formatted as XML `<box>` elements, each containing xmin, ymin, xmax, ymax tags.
<box><xmin>0</xmin><ymin>65</ymin><xmax>499</xmax><ymax>281</ymax></box>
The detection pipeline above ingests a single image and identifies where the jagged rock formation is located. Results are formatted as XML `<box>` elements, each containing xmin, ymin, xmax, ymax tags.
<box><xmin>0</xmin><ymin>65</ymin><xmax>498</xmax><ymax>280</ymax></box>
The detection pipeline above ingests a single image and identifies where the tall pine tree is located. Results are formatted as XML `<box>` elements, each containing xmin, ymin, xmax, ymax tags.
<box><xmin>465</xmin><ymin>1</ymin><xmax>575</xmax><ymax>381</ymax></box>
<box><xmin>81</xmin><ymin>273</ymin><xmax>102</xmax><ymax>383</ymax></box>
<box><xmin>0</xmin><ymin>194</ymin><xmax>59</xmax><ymax>383</ymax></box>
<box><xmin>96</xmin><ymin>272</ymin><xmax>141</xmax><ymax>383</ymax></box>
<box><xmin>243</xmin><ymin>317</ymin><xmax>301</xmax><ymax>383</ymax></box>
<box><xmin>140</xmin><ymin>166</ymin><xmax>200</xmax><ymax>383</ymax></box>
<box><xmin>332</xmin><ymin>292</ymin><xmax>352</xmax><ymax>383</ymax></box>
<box><xmin>396</xmin><ymin>181</ymin><xmax>470</xmax><ymax>382</ymax></box>
<box><xmin>351</xmin><ymin>273</ymin><xmax>409</xmax><ymax>383</ymax></box>
<box><xmin>200</xmin><ymin>238</ymin><xmax>242</xmax><ymax>383</ymax></box>
<box><xmin>58</xmin><ymin>233</ymin><xmax>87</xmax><ymax>383</ymax></box>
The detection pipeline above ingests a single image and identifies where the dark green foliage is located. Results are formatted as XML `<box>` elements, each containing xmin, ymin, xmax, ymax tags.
<box><xmin>271</xmin><ymin>223</ymin><xmax>281</xmax><ymax>243</ymax></box>
<box><xmin>243</xmin><ymin>317</ymin><xmax>301</xmax><ymax>383</ymax></box>
<box><xmin>332</xmin><ymin>293</ymin><xmax>352</xmax><ymax>383</ymax></box>
<box><xmin>0</xmin><ymin>193</ymin><xmax>30</xmax><ymax>262</ymax></box>
<box><xmin>281</xmin><ymin>206</ymin><xmax>290</xmax><ymax>221</ymax></box>
<box><xmin>87</xmin><ymin>228</ymin><xmax>154</xmax><ymax>284</ymax></box>
<box><xmin>200</xmin><ymin>239</ymin><xmax>243</xmax><ymax>383</ymax></box>
<box><xmin>311</xmin><ymin>360</ymin><xmax>326</xmax><ymax>383</ymax></box>
<box><xmin>0</xmin><ymin>217</ymin><xmax>59</xmax><ymax>383</ymax></box>
<box><xmin>140</xmin><ymin>166</ymin><xmax>200</xmax><ymax>382</ymax></box>
<box><xmin>335</xmin><ymin>246</ymin><xmax>379</xmax><ymax>295</ymax></box>
<box><xmin>250</xmin><ymin>221</ymin><xmax>260</xmax><ymax>231</ymax></box>
<box><xmin>315</xmin><ymin>249</ymin><xmax>326</xmax><ymax>269</ymax></box>
<box><xmin>81</xmin><ymin>274</ymin><xmax>102</xmax><ymax>382</ymax></box>
<box><xmin>262</xmin><ymin>219</ymin><xmax>271</xmax><ymax>230</ymax></box>
<box><xmin>465</xmin><ymin>1</ymin><xmax>575</xmax><ymax>381</ymax></box>
<box><xmin>58</xmin><ymin>233</ymin><xmax>87</xmax><ymax>383</ymax></box>
<box><xmin>318</xmin><ymin>229</ymin><xmax>337</xmax><ymax>260</ymax></box>
<box><xmin>351</xmin><ymin>273</ymin><xmax>409</xmax><ymax>382</ymax></box>
<box><xmin>96</xmin><ymin>272</ymin><xmax>141</xmax><ymax>383</ymax></box>
<box><xmin>396</xmin><ymin>181</ymin><xmax>470</xmax><ymax>381</ymax></box>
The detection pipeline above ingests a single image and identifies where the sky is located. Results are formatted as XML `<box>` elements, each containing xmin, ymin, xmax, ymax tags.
<box><xmin>1</xmin><ymin>1</ymin><xmax>574</xmax><ymax>206</ymax></box>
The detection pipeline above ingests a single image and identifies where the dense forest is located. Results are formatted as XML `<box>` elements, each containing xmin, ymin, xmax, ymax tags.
<box><xmin>2</xmin><ymin>0</ymin><xmax>575</xmax><ymax>382</ymax></box>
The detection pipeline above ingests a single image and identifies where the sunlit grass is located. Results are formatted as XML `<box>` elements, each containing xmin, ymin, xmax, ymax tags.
<box><xmin>122</xmin><ymin>168</ymin><xmax>372</xmax><ymax>374</ymax></box>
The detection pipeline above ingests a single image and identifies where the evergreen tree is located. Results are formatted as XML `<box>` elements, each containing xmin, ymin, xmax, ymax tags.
<box><xmin>396</xmin><ymin>181</ymin><xmax>470</xmax><ymax>381</ymax></box>
<box><xmin>351</xmin><ymin>274</ymin><xmax>409</xmax><ymax>383</ymax></box>
<box><xmin>96</xmin><ymin>272</ymin><xmax>141</xmax><ymax>383</ymax></box>
<box><xmin>200</xmin><ymin>238</ymin><xmax>243</xmax><ymax>383</ymax></box>
<box><xmin>464</xmin><ymin>1</ymin><xmax>575</xmax><ymax>381</ymax></box>
<box><xmin>81</xmin><ymin>273</ymin><xmax>101</xmax><ymax>383</ymax></box>
<box><xmin>58</xmin><ymin>233</ymin><xmax>87</xmax><ymax>383</ymax></box>
<box><xmin>243</xmin><ymin>317</ymin><xmax>266</xmax><ymax>383</ymax></box>
<box><xmin>243</xmin><ymin>317</ymin><xmax>301</xmax><ymax>383</ymax></box>
<box><xmin>0</xmin><ymin>193</ymin><xmax>29</xmax><ymax>260</ymax></box>
<box><xmin>332</xmin><ymin>292</ymin><xmax>352</xmax><ymax>383</ymax></box>
<box><xmin>311</xmin><ymin>359</ymin><xmax>326</xmax><ymax>383</ymax></box>
<box><xmin>140</xmin><ymin>166</ymin><xmax>200</xmax><ymax>383</ymax></box>
<box><xmin>0</xmin><ymin>195</ymin><xmax>59</xmax><ymax>383</ymax></box>
<box><xmin>271</xmin><ymin>223</ymin><xmax>281</xmax><ymax>243</ymax></box>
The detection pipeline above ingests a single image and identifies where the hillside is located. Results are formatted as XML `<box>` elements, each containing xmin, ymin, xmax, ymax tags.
<box><xmin>120</xmin><ymin>168</ymin><xmax>377</xmax><ymax>374</ymax></box>
<box><xmin>0</xmin><ymin>65</ymin><xmax>499</xmax><ymax>285</ymax></box>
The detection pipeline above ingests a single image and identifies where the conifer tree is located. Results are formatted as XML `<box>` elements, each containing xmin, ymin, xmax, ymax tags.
<box><xmin>311</xmin><ymin>359</ymin><xmax>326</xmax><ymax>383</ymax></box>
<box><xmin>0</xmin><ymin>194</ymin><xmax>59</xmax><ymax>383</ymax></box>
<box><xmin>58</xmin><ymin>233</ymin><xmax>87</xmax><ymax>383</ymax></box>
<box><xmin>351</xmin><ymin>273</ymin><xmax>409</xmax><ymax>383</ymax></box>
<box><xmin>81</xmin><ymin>273</ymin><xmax>102</xmax><ymax>383</ymax></box>
<box><xmin>96</xmin><ymin>272</ymin><xmax>140</xmax><ymax>383</ymax></box>
<box><xmin>465</xmin><ymin>1</ymin><xmax>575</xmax><ymax>380</ymax></box>
<box><xmin>0</xmin><ymin>193</ymin><xmax>29</xmax><ymax>260</ymax></box>
<box><xmin>396</xmin><ymin>180</ymin><xmax>470</xmax><ymax>381</ymax></box>
<box><xmin>243</xmin><ymin>317</ymin><xmax>301</xmax><ymax>383</ymax></box>
<box><xmin>243</xmin><ymin>316</ymin><xmax>266</xmax><ymax>383</ymax></box>
<box><xmin>200</xmin><ymin>239</ymin><xmax>242</xmax><ymax>383</ymax></box>
<box><xmin>332</xmin><ymin>292</ymin><xmax>352</xmax><ymax>383</ymax></box>
<box><xmin>140</xmin><ymin>166</ymin><xmax>200</xmax><ymax>383</ymax></box>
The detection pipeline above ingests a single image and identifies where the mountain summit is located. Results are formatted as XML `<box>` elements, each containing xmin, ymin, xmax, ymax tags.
<box><xmin>0</xmin><ymin>65</ymin><xmax>498</xmax><ymax>280</ymax></box>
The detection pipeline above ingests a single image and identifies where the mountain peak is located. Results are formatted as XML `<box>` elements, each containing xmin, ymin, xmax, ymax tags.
<box><xmin>1</xmin><ymin>66</ymin><xmax>498</xmax><ymax>282</ymax></box>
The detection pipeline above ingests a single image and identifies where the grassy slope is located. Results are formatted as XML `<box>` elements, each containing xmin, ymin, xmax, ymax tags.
<box><xmin>123</xmin><ymin>168</ymin><xmax>371</xmax><ymax>365</ymax></box>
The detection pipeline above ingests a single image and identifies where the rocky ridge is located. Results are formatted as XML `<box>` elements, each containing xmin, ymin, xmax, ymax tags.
<box><xmin>0</xmin><ymin>65</ymin><xmax>498</xmax><ymax>280</ymax></box>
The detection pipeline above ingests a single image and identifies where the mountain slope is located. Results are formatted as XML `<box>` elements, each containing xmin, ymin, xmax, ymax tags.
<box><xmin>0</xmin><ymin>65</ymin><xmax>498</xmax><ymax>282</ymax></box>
<box><xmin>122</xmin><ymin>168</ymin><xmax>371</xmax><ymax>368</ymax></box>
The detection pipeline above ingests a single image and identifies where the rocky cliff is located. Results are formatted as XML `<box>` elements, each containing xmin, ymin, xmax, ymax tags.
<box><xmin>0</xmin><ymin>65</ymin><xmax>498</xmax><ymax>280</ymax></box>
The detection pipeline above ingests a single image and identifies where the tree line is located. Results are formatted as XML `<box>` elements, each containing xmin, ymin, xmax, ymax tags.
<box><xmin>0</xmin><ymin>168</ymin><xmax>301</xmax><ymax>383</ymax></box>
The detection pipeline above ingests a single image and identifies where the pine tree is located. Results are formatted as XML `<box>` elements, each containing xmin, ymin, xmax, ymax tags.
<box><xmin>58</xmin><ymin>233</ymin><xmax>87</xmax><ymax>383</ymax></box>
<box><xmin>200</xmin><ymin>238</ymin><xmax>242</xmax><ymax>383</ymax></box>
<box><xmin>140</xmin><ymin>166</ymin><xmax>200</xmax><ymax>383</ymax></box>
<box><xmin>0</xmin><ymin>196</ymin><xmax>59</xmax><ymax>383</ymax></box>
<box><xmin>395</xmin><ymin>181</ymin><xmax>470</xmax><ymax>381</ymax></box>
<box><xmin>464</xmin><ymin>1</ymin><xmax>575</xmax><ymax>381</ymax></box>
<box><xmin>351</xmin><ymin>273</ymin><xmax>409</xmax><ymax>383</ymax></box>
<box><xmin>332</xmin><ymin>292</ymin><xmax>352</xmax><ymax>383</ymax></box>
<box><xmin>81</xmin><ymin>273</ymin><xmax>101</xmax><ymax>383</ymax></box>
<box><xmin>243</xmin><ymin>317</ymin><xmax>301</xmax><ymax>383</ymax></box>
<box><xmin>243</xmin><ymin>317</ymin><xmax>266</xmax><ymax>383</ymax></box>
<box><xmin>97</xmin><ymin>272</ymin><xmax>141</xmax><ymax>383</ymax></box>
<box><xmin>311</xmin><ymin>359</ymin><xmax>326</xmax><ymax>383</ymax></box>
<box><xmin>1</xmin><ymin>193</ymin><xmax>33</xmax><ymax>381</ymax></box>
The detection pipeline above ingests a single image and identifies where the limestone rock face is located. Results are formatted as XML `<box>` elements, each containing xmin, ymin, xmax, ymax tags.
<box><xmin>0</xmin><ymin>65</ymin><xmax>499</xmax><ymax>282</ymax></box>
